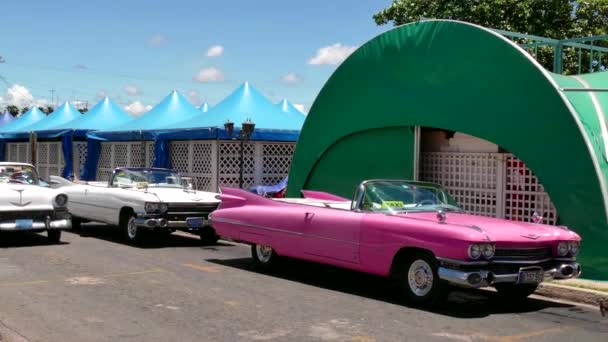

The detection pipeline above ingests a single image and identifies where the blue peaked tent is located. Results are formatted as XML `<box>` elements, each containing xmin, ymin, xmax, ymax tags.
<box><xmin>200</xmin><ymin>102</ymin><xmax>209</xmax><ymax>112</ymax></box>
<box><xmin>166</xmin><ymin>82</ymin><xmax>304</xmax><ymax>130</ymax></box>
<box><xmin>0</xmin><ymin>107</ymin><xmax>46</xmax><ymax>133</ymax></box>
<box><xmin>16</xmin><ymin>102</ymin><xmax>82</xmax><ymax>133</ymax></box>
<box><xmin>0</xmin><ymin>111</ymin><xmax>15</xmax><ymax>128</ymax></box>
<box><xmin>52</xmin><ymin>97</ymin><xmax>133</xmax><ymax>132</ymax></box>
<box><xmin>276</xmin><ymin>98</ymin><xmax>306</xmax><ymax>121</ymax></box>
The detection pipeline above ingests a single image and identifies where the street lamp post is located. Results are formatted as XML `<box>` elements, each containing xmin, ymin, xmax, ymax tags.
<box><xmin>224</xmin><ymin>119</ymin><xmax>255</xmax><ymax>189</ymax></box>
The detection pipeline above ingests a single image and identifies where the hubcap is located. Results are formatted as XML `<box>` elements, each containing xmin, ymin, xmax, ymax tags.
<box><xmin>256</xmin><ymin>245</ymin><xmax>273</xmax><ymax>263</ymax></box>
<box><xmin>127</xmin><ymin>218</ymin><xmax>138</xmax><ymax>239</ymax></box>
<box><xmin>407</xmin><ymin>259</ymin><xmax>434</xmax><ymax>297</ymax></box>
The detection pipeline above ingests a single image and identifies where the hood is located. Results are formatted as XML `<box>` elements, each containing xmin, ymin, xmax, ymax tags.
<box><xmin>0</xmin><ymin>184</ymin><xmax>63</xmax><ymax>211</ymax></box>
<box><xmin>127</xmin><ymin>186</ymin><xmax>220</xmax><ymax>204</ymax></box>
<box><xmin>402</xmin><ymin>211</ymin><xmax>580</xmax><ymax>243</ymax></box>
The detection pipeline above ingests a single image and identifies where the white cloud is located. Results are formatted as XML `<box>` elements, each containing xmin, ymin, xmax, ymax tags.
<box><xmin>308</xmin><ymin>43</ymin><xmax>357</xmax><ymax>65</ymax></box>
<box><xmin>206</xmin><ymin>45</ymin><xmax>224</xmax><ymax>57</ymax></box>
<box><xmin>124</xmin><ymin>85</ymin><xmax>141</xmax><ymax>96</ymax></box>
<box><xmin>148</xmin><ymin>34</ymin><xmax>167</xmax><ymax>47</ymax></box>
<box><xmin>124</xmin><ymin>101</ymin><xmax>152</xmax><ymax>116</ymax></box>
<box><xmin>193</xmin><ymin>67</ymin><xmax>225</xmax><ymax>83</ymax></box>
<box><xmin>293</xmin><ymin>103</ymin><xmax>307</xmax><ymax>114</ymax></box>
<box><xmin>186</xmin><ymin>89</ymin><xmax>201</xmax><ymax>105</ymax></box>
<box><xmin>281</xmin><ymin>72</ymin><xmax>300</xmax><ymax>84</ymax></box>
<box><xmin>74</xmin><ymin>64</ymin><xmax>88</xmax><ymax>70</ymax></box>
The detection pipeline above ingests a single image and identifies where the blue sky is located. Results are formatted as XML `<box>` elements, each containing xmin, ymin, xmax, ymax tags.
<box><xmin>0</xmin><ymin>0</ymin><xmax>391</xmax><ymax>114</ymax></box>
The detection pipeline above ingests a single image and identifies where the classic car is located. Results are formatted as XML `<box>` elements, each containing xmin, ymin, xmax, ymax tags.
<box><xmin>0</xmin><ymin>162</ymin><xmax>71</xmax><ymax>243</ymax></box>
<box><xmin>209</xmin><ymin>179</ymin><xmax>582</xmax><ymax>305</ymax></box>
<box><xmin>50</xmin><ymin>167</ymin><xmax>221</xmax><ymax>244</ymax></box>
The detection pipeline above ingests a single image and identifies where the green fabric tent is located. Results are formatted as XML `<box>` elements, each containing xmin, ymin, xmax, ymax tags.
<box><xmin>287</xmin><ymin>20</ymin><xmax>608</xmax><ymax>279</ymax></box>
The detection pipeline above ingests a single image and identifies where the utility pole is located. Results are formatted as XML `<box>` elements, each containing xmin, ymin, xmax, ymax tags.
<box><xmin>49</xmin><ymin>89</ymin><xmax>55</xmax><ymax>107</ymax></box>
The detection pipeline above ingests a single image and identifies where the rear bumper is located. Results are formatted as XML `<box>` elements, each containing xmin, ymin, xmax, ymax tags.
<box><xmin>437</xmin><ymin>260</ymin><xmax>581</xmax><ymax>288</ymax></box>
<box><xmin>0</xmin><ymin>219</ymin><xmax>72</xmax><ymax>232</ymax></box>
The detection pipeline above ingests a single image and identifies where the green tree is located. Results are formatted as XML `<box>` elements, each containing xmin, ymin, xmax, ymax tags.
<box><xmin>374</xmin><ymin>0</ymin><xmax>608</xmax><ymax>74</ymax></box>
<box><xmin>44</xmin><ymin>106</ymin><xmax>54</xmax><ymax>114</ymax></box>
<box><xmin>78</xmin><ymin>107</ymin><xmax>88</xmax><ymax>114</ymax></box>
<box><xmin>21</xmin><ymin>106</ymin><xmax>29</xmax><ymax>114</ymax></box>
<box><xmin>6</xmin><ymin>105</ymin><xmax>19</xmax><ymax>116</ymax></box>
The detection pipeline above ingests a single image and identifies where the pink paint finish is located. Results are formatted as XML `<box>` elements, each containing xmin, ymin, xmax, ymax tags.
<box><xmin>301</xmin><ymin>190</ymin><xmax>350</xmax><ymax>202</ymax></box>
<box><xmin>210</xmin><ymin>187</ymin><xmax>581</xmax><ymax>278</ymax></box>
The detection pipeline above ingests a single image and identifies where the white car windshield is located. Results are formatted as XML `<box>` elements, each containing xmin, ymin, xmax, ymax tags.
<box><xmin>358</xmin><ymin>180</ymin><xmax>462</xmax><ymax>213</ymax></box>
<box><xmin>111</xmin><ymin>168</ymin><xmax>187</xmax><ymax>188</ymax></box>
<box><xmin>0</xmin><ymin>164</ymin><xmax>40</xmax><ymax>185</ymax></box>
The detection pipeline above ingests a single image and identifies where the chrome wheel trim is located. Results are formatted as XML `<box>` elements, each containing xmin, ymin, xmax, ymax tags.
<box><xmin>255</xmin><ymin>245</ymin><xmax>273</xmax><ymax>263</ymax></box>
<box><xmin>407</xmin><ymin>259</ymin><xmax>434</xmax><ymax>297</ymax></box>
<box><xmin>127</xmin><ymin>218</ymin><xmax>138</xmax><ymax>239</ymax></box>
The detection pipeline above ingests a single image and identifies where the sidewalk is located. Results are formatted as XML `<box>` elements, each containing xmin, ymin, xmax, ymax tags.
<box><xmin>536</xmin><ymin>278</ymin><xmax>608</xmax><ymax>310</ymax></box>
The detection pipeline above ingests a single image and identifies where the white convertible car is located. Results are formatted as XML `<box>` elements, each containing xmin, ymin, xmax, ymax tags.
<box><xmin>0</xmin><ymin>162</ymin><xmax>71</xmax><ymax>243</ymax></box>
<box><xmin>51</xmin><ymin>167</ymin><xmax>221</xmax><ymax>244</ymax></box>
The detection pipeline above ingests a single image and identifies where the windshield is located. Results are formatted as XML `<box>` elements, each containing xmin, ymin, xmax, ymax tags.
<box><xmin>358</xmin><ymin>180</ymin><xmax>462</xmax><ymax>213</ymax></box>
<box><xmin>0</xmin><ymin>164</ymin><xmax>40</xmax><ymax>185</ymax></box>
<box><xmin>111</xmin><ymin>169</ymin><xmax>187</xmax><ymax>188</ymax></box>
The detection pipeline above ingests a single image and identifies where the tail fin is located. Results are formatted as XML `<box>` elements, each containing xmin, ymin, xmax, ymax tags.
<box><xmin>49</xmin><ymin>175</ymin><xmax>74</xmax><ymax>188</ymax></box>
<box><xmin>219</xmin><ymin>187</ymin><xmax>279</xmax><ymax>209</ymax></box>
<box><xmin>301</xmin><ymin>190</ymin><xmax>350</xmax><ymax>202</ymax></box>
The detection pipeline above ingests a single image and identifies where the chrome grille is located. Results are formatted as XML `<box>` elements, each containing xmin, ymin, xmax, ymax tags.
<box><xmin>0</xmin><ymin>211</ymin><xmax>54</xmax><ymax>221</ymax></box>
<box><xmin>167</xmin><ymin>202</ymin><xmax>219</xmax><ymax>213</ymax></box>
<box><xmin>494</xmin><ymin>247</ymin><xmax>552</xmax><ymax>260</ymax></box>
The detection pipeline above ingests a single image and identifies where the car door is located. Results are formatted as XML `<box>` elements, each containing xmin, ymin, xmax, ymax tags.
<box><xmin>301</xmin><ymin>207</ymin><xmax>362</xmax><ymax>264</ymax></box>
<box><xmin>83</xmin><ymin>185</ymin><xmax>119</xmax><ymax>223</ymax></box>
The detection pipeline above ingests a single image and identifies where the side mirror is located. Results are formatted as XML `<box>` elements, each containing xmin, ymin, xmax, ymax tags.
<box><xmin>39</xmin><ymin>179</ymin><xmax>50</xmax><ymax>188</ymax></box>
<box><xmin>181</xmin><ymin>177</ymin><xmax>194</xmax><ymax>190</ymax></box>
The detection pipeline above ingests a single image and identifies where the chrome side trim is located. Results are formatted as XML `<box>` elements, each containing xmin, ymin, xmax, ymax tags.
<box><xmin>436</xmin><ymin>257</ymin><xmax>489</xmax><ymax>266</ymax></box>
<box><xmin>211</xmin><ymin>217</ymin><xmax>360</xmax><ymax>246</ymax></box>
<box><xmin>386</xmin><ymin>214</ymin><xmax>485</xmax><ymax>233</ymax></box>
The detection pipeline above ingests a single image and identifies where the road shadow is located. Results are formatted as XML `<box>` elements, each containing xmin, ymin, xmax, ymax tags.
<box><xmin>67</xmin><ymin>223</ymin><xmax>232</xmax><ymax>249</ymax></box>
<box><xmin>207</xmin><ymin>256</ymin><xmax>576</xmax><ymax>319</ymax></box>
<box><xmin>0</xmin><ymin>231</ymin><xmax>69</xmax><ymax>248</ymax></box>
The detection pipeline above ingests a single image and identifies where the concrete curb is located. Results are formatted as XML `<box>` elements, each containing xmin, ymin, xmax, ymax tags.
<box><xmin>536</xmin><ymin>282</ymin><xmax>608</xmax><ymax>308</ymax></box>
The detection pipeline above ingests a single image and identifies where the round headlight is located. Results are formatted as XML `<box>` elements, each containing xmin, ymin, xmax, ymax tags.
<box><xmin>469</xmin><ymin>244</ymin><xmax>482</xmax><ymax>259</ymax></box>
<box><xmin>482</xmin><ymin>244</ymin><xmax>495</xmax><ymax>259</ymax></box>
<box><xmin>569</xmin><ymin>241</ymin><xmax>580</xmax><ymax>255</ymax></box>
<box><xmin>54</xmin><ymin>194</ymin><xmax>68</xmax><ymax>207</ymax></box>
<box><xmin>159</xmin><ymin>203</ymin><xmax>169</xmax><ymax>214</ymax></box>
<box><xmin>145</xmin><ymin>202</ymin><xmax>160</xmax><ymax>213</ymax></box>
<box><xmin>557</xmin><ymin>241</ymin><xmax>569</xmax><ymax>256</ymax></box>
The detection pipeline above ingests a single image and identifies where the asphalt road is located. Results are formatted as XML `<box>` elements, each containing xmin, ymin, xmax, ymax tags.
<box><xmin>0</xmin><ymin>226</ymin><xmax>606</xmax><ymax>342</ymax></box>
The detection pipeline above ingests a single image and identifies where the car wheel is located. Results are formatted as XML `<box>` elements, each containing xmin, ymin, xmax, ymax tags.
<box><xmin>47</xmin><ymin>230</ymin><xmax>62</xmax><ymax>244</ymax></box>
<box><xmin>199</xmin><ymin>226</ymin><xmax>219</xmax><ymax>245</ymax></box>
<box><xmin>251</xmin><ymin>244</ymin><xmax>279</xmax><ymax>270</ymax></box>
<box><xmin>494</xmin><ymin>283</ymin><xmax>538</xmax><ymax>300</ymax></box>
<box><xmin>396</xmin><ymin>252</ymin><xmax>447</xmax><ymax>306</ymax></box>
<box><xmin>122</xmin><ymin>215</ymin><xmax>144</xmax><ymax>245</ymax></box>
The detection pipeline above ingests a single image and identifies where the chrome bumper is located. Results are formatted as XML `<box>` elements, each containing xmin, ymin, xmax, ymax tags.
<box><xmin>0</xmin><ymin>219</ymin><xmax>71</xmax><ymax>232</ymax></box>
<box><xmin>134</xmin><ymin>217</ymin><xmax>208</xmax><ymax>229</ymax></box>
<box><xmin>437</xmin><ymin>262</ymin><xmax>581</xmax><ymax>288</ymax></box>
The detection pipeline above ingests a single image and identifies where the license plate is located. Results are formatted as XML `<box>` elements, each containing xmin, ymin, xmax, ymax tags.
<box><xmin>15</xmin><ymin>219</ymin><xmax>33</xmax><ymax>229</ymax></box>
<box><xmin>186</xmin><ymin>217</ymin><xmax>204</xmax><ymax>228</ymax></box>
<box><xmin>517</xmin><ymin>269</ymin><xmax>544</xmax><ymax>284</ymax></box>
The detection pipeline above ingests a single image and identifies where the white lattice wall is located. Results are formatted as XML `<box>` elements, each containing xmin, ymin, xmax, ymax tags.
<box><xmin>37</xmin><ymin>142</ymin><xmax>64</xmax><ymax>180</ymax></box>
<box><xmin>169</xmin><ymin>141</ymin><xmax>217</xmax><ymax>191</ymax></box>
<box><xmin>420</xmin><ymin>152</ymin><xmax>558</xmax><ymax>225</ymax></box>
<box><xmin>4</xmin><ymin>142</ymin><xmax>31</xmax><ymax>164</ymax></box>
<box><xmin>96</xmin><ymin>142</ymin><xmax>153</xmax><ymax>182</ymax></box>
<box><xmin>72</xmin><ymin>141</ymin><xmax>88</xmax><ymax>179</ymax></box>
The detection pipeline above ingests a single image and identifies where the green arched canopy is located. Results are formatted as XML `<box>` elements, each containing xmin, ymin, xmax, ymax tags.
<box><xmin>287</xmin><ymin>20</ymin><xmax>608</xmax><ymax>279</ymax></box>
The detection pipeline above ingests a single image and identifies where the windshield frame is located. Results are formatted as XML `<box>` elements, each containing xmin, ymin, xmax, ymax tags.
<box><xmin>351</xmin><ymin>179</ymin><xmax>462</xmax><ymax>213</ymax></box>
<box><xmin>0</xmin><ymin>163</ymin><xmax>40</xmax><ymax>186</ymax></box>
<box><xmin>110</xmin><ymin>168</ymin><xmax>186</xmax><ymax>189</ymax></box>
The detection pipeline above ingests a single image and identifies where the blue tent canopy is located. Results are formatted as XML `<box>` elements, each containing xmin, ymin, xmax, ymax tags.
<box><xmin>0</xmin><ymin>107</ymin><xmax>46</xmax><ymax>133</ymax></box>
<box><xmin>102</xmin><ymin>90</ymin><xmax>202</xmax><ymax>132</ymax></box>
<box><xmin>166</xmin><ymin>82</ymin><xmax>304</xmax><ymax>130</ymax></box>
<box><xmin>277</xmin><ymin>98</ymin><xmax>306</xmax><ymax>121</ymax></box>
<box><xmin>0</xmin><ymin>111</ymin><xmax>15</xmax><ymax>128</ymax></box>
<box><xmin>200</xmin><ymin>102</ymin><xmax>209</xmax><ymax>112</ymax></box>
<box><xmin>50</xmin><ymin>97</ymin><xmax>133</xmax><ymax>131</ymax></box>
<box><xmin>16</xmin><ymin>102</ymin><xmax>81</xmax><ymax>132</ymax></box>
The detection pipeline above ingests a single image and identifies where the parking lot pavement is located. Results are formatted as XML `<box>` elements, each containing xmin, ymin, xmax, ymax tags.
<box><xmin>0</xmin><ymin>226</ymin><xmax>607</xmax><ymax>342</ymax></box>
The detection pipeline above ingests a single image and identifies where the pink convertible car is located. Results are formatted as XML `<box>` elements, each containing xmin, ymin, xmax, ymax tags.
<box><xmin>209</xmin><ymin>180</ymin><xmax>582</xmax><ymax>305</ymax></box>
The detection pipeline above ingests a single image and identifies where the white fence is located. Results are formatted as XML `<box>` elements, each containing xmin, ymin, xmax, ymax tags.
<box><xmin>95</xmin><ymin>141</ymin><xmax>154</xmax><ymax>181</ymax></box>
<box><xmin>4</xmin><ymin>142</ymin><xmax>65</xmax><ymax>180</ymax></box>
<box><xmin>420</xmin><ymin>152</ymin><xmax>558</xmax><ymax>225</ymax></box>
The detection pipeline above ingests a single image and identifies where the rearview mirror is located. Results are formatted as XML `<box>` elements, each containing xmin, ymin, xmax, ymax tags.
<box><xmin>181</xmin><ymin>177</ymin><xmax>193</xmax><ymax>190</ymax></box>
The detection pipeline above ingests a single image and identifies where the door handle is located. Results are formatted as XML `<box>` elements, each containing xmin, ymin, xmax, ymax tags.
<box><xmin>305</xmin><ymin>212</ymin><xmax>315</xmax><ymax>219</ymax></box>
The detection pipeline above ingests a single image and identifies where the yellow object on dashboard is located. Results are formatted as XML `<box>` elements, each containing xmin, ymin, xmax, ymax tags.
<box><xmin>135</xmin><ymin>182</ymin><xmax>149</xmax><ymax>189</ymax></box>
<box><xmin>381</xmin><ymin>201</ymin><xmax>404</xmax><ymax>209</ymax></box>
